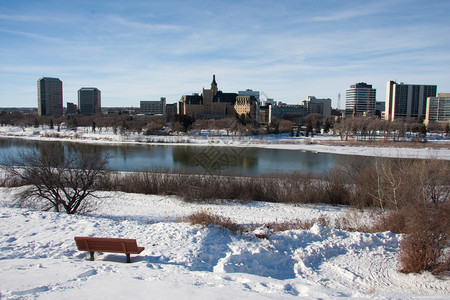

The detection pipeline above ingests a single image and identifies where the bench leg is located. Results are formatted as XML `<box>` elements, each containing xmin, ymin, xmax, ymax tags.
<box><xmin>126</xmin><ymin>254</ymin><xmax>131</xmax><ymax>263</ymax></box>
<box><xmin>90</xmin><ymin>252</ymin><xmax>95</xmax><ymax>261</ymax></box>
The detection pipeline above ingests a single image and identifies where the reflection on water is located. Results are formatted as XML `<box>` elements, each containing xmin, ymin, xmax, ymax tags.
<box><xmin>0</xmin><ymin>138</ymin><xmax>370</xmax><ymax>175</ymax></box>
<box><xmin>172</xmin><ymin>146</ymin><xmax>258</xmax><ymax>174</ymax></box>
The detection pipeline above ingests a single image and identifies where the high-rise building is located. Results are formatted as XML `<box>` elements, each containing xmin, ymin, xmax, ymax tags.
<box><xmin>425</xmin><ymin>93</ymin><xmax>450</xmax><ymax>125</ymax></box>
<box><xmin>78</xmin><ymin>87</ymin><xmax>101</xmax><ymax>115</ymax></box>
<box><xmin>37</xmin><ymin>77</ymin><xmax>63</xmax><ymax>116</ymax></box>
<box><xmin>345</xmin><ymin>82</ymin><xmax>376</xmax><ymax>116</ymax></box>
<box><xmin>385</xmin><ymin>81</ymin><xmax>437</xmax><ymax>121</ymax></box>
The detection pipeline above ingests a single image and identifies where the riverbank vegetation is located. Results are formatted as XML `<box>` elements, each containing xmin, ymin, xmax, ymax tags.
<box><xmin>1</xmin><ymin>110</ymin><xmax>449</xmax><ymax>143</ymax></box>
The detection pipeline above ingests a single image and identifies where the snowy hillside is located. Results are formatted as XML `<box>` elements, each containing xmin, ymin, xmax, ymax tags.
<box><xmin>1</xmin><ymin>188</ymin><xmax>448</xmax><ymax>299</ymax></box>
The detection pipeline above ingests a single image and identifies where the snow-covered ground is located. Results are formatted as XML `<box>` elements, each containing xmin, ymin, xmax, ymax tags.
<box><xmin>1</xmin><ymin>125</ymin><xmax>449</xmax><ymax>160</ymax></box>
<box><xmin>1</xmin><ymin>188</ymin><xmax>449</xmax><ymax>299</ymax></box>
<box><xmin>1</xmin><ymin>126</ymin><xmax>449</xmax><ymax>298</ymax></box>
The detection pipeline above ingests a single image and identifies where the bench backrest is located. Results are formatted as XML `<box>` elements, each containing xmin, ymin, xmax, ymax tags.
<box><xmin>74</xmin><ymin>236</ymin><xmax>141</xmax><ymax>254</ymax></box>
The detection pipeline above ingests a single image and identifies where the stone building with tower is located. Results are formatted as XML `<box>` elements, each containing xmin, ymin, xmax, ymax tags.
<box><xmin>178</xmin><ymin>75</ymin><xmax>239</xmax><ymax>119</ymax></box>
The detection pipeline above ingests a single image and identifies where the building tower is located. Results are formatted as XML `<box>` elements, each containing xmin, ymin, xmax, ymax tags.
<box><xmin>37</xmin><ymin>77</ymin><xmax>63</xmax><ymax>116</ymax></box>
<box><xmin>211</xmin><ymin>74</ymin><xmax>218</xmax><ymax>95</ymax></box>
<box><xmin>345</xmin><ymin>82</ymin><xmax>376</xmax><ymax>116</ymax></box>
<box><xmin>385</xmin><ymin>81</ymin><xmax>437</xmax><ymax>121</ymax></box>
<box><xmin>78</xmin><ymin>87</ymin><xmax>101</xmax><ymax>115</ymax></box>
<box><xmin>203</xmin><ymin>74</ymin><xmax>218</xmax><ymax>107</ymax></box>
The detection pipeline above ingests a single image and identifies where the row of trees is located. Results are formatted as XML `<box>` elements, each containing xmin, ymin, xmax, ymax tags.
<box><xmin>1</xmin><ymin>110</ymin><xmax>449</xmax><ymax>139</ymax></box>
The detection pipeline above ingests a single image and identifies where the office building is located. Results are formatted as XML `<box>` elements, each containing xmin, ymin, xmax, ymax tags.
<box><xmin>66</xmin><ymin>102</ymin><xmax>77</xmax><ymax>115</ymax></box>
<box><xmin>78</xmin><ymin>88</ymin><xmax>101</xmax><ymax>115</ymax></box>
<box><xmin>375</xmin><ymin>101</ymin><xmax>385</xmax><ymax>118</ymax></box>
<box><xmin>37</xmin><ymin>77</ymin><xmax>63</xmax><ymax>116</ymax></box>
<box><xmin>140</xmin><ymin>97</ymin><xmax>166</xmax><ymax>115</ymax></box>
<box><xmin>425</xmin><ymin>93</ymin><xmax>450</xmax><ymax>125</ymax></box>
<box><xmin>271</xmin><ymin>104</ymin><xmax>306</xmax><ymax>120</ymax></box>
<box><xmin>303</xmin><ymin>96</ymin><xmax>332</xmax><ymax>118</ymax></box>
<box><xmin>345</xmin><ymin>82</ymin><xmax>376</xmax><ymax>116</ymax></box>
<box><xmin>385</xmin><ymin>81</ymin><xmax>437</xmax><ymax>121</ymax></box>
<box><xmin>238</xmin><ymin>89</ymin><xmax>260</xmax><ymax>103</ymax></box>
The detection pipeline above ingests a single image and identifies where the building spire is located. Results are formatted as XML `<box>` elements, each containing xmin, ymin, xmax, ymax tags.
<box><xmin>211</xmin><ymin>74</ymin><xmax>218</xmax><ymax>95</ymax></box>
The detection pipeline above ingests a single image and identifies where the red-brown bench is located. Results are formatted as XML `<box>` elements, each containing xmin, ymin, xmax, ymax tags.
<box><xmin>74</xmin><ymin>236</ymin><xmax>145</xmax><ymax>263</ymax></box>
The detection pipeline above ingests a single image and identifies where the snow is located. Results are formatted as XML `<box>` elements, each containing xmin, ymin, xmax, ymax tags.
<box><xmin>0</xmin><ymin>126</ymin><xmax>449</xmax><ymax>299</ymax></box>
<box><xmin>1</xmin><ymin>188</ymin><xmax>449</xmax><ymax>299</ymax></box>
<box><xmin>1</xmin><ymin>125</ymin><xmax>449</xmax><ymax>160</ymax></box>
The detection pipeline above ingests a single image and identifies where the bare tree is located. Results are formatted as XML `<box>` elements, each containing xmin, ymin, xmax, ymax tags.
<box><xmin>3</xmin><ymin>143</ymin><xmax>110</xmax><ymax>214</ymax></box>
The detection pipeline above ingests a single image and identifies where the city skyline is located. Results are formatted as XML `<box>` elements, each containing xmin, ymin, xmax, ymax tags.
<box><xmin>1</xmin><ymin>0</ymin><xmax>450</xmax><ymax>108</ymax></box>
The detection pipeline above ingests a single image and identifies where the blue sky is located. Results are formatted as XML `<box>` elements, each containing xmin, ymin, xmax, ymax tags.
<box><xmin>1</xmin><ymin>0</ymin><xmax>450</xmax><ymax>108</ymax></box>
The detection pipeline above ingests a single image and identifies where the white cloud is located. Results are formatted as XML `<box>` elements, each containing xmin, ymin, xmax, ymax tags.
<box><xmin>1</xmin><ymin>0</ymin><xmax>450</xmax><ymax>107</ymax></box>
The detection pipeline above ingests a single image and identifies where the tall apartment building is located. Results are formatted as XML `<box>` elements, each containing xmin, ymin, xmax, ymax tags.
<box><xmin>37</xmin><ymin>77</ymin><xmax>63</xmax><ymax>116</ymax></box>
<box><xmin>385</xmin><ymin>81</ymin><xmax>437</xmax><ymax>121</ymax></box>
<box><xmin>78</xmin><ymin>87</ymin><xmax>101</xmax><ymax>115</ymax></box>
<box><xmin>140</xmin><ymin>97</ymin><xmax>166</xmax><ymax>115</ymax></box>
<box><xmin>425</xmin><ymin>93</ymin><xmax>450</xmax><ymax>125</ymax></box>
<box><xmin>303</xmin><ymin>96</ymin><xmax>332</xmax><ymax>118</ymax></box>
<box><xmin>345</xmin><ymin>82</ymin><xmax>376</xmax><ymax>116</ymax></box>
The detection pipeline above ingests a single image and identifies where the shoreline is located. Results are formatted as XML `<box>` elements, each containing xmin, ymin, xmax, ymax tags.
<box><xmin>1</xmin><ymin>126</ymin><xmax>450</xmax><ymax>160</ymax></box>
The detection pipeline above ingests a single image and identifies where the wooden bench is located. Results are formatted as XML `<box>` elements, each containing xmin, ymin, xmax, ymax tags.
<box><xmin>74</xmin><ymin>236</ymin><xmax>145</xmax><ymax>263</ymax></box>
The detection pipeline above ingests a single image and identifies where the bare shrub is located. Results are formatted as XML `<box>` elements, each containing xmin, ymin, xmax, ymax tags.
<box><xmin>398</xmin><ymin>203</ymin><xmax>450</xmax><ymax>274</ymax></box>
<box><xmin>322</xmin><ymin>168</ymin><xmax>350</xmax><ymax>205</ymax></box>
<box><xmin>339</xmin><ymin>156</ymin><xmax>450</xmax><ymax>212</ymax></box>
<box><xmin>279</xmin><ymin>172</ymin><xmax>318</xmax><ymax>204</ymax></box>
<box><xmin>186</xmin><ymin>210</ymin><xmax>241</xmax><ymax>233</ymax></box>
<box><xmin>371</xmin><ymin>207</ymin><xmax>410</xmax><ymax>234</ymax></box>
<box><xmin>2</xmin><ymin>144</ymin><xmax>109</xmax><ymax>214</ymax></box>
<box><xmin>115</xmin><ymin>168</ymin><xmax>188</xmax><ymax>196</ymax></box>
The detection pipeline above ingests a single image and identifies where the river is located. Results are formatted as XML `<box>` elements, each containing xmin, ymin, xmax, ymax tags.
<box><xmin>0</xmin><ymin>138</ymin><xmax>372</xmax><ymax>175</ymax></box>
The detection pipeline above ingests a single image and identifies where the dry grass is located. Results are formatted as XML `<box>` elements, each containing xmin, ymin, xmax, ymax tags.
<box><xmin>184</xmin><ymin>208</ymin><xmax>379</xmax><ymax>236</ymax></box>
<box><xmin>186</xmin><ymin>210</ymin><xmax>241</xmax><ymax>233</ymax></box>
<box><xmin>106</xmin><ymin>169</ymin><xmax>351</xmax><ymax>206</ymax></box>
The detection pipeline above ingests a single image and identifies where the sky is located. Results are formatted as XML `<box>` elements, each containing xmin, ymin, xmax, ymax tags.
<box><xmin>1</xmin><ymin>0</ymin><xmax>450</xmax><ymax>109</ymax></box>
